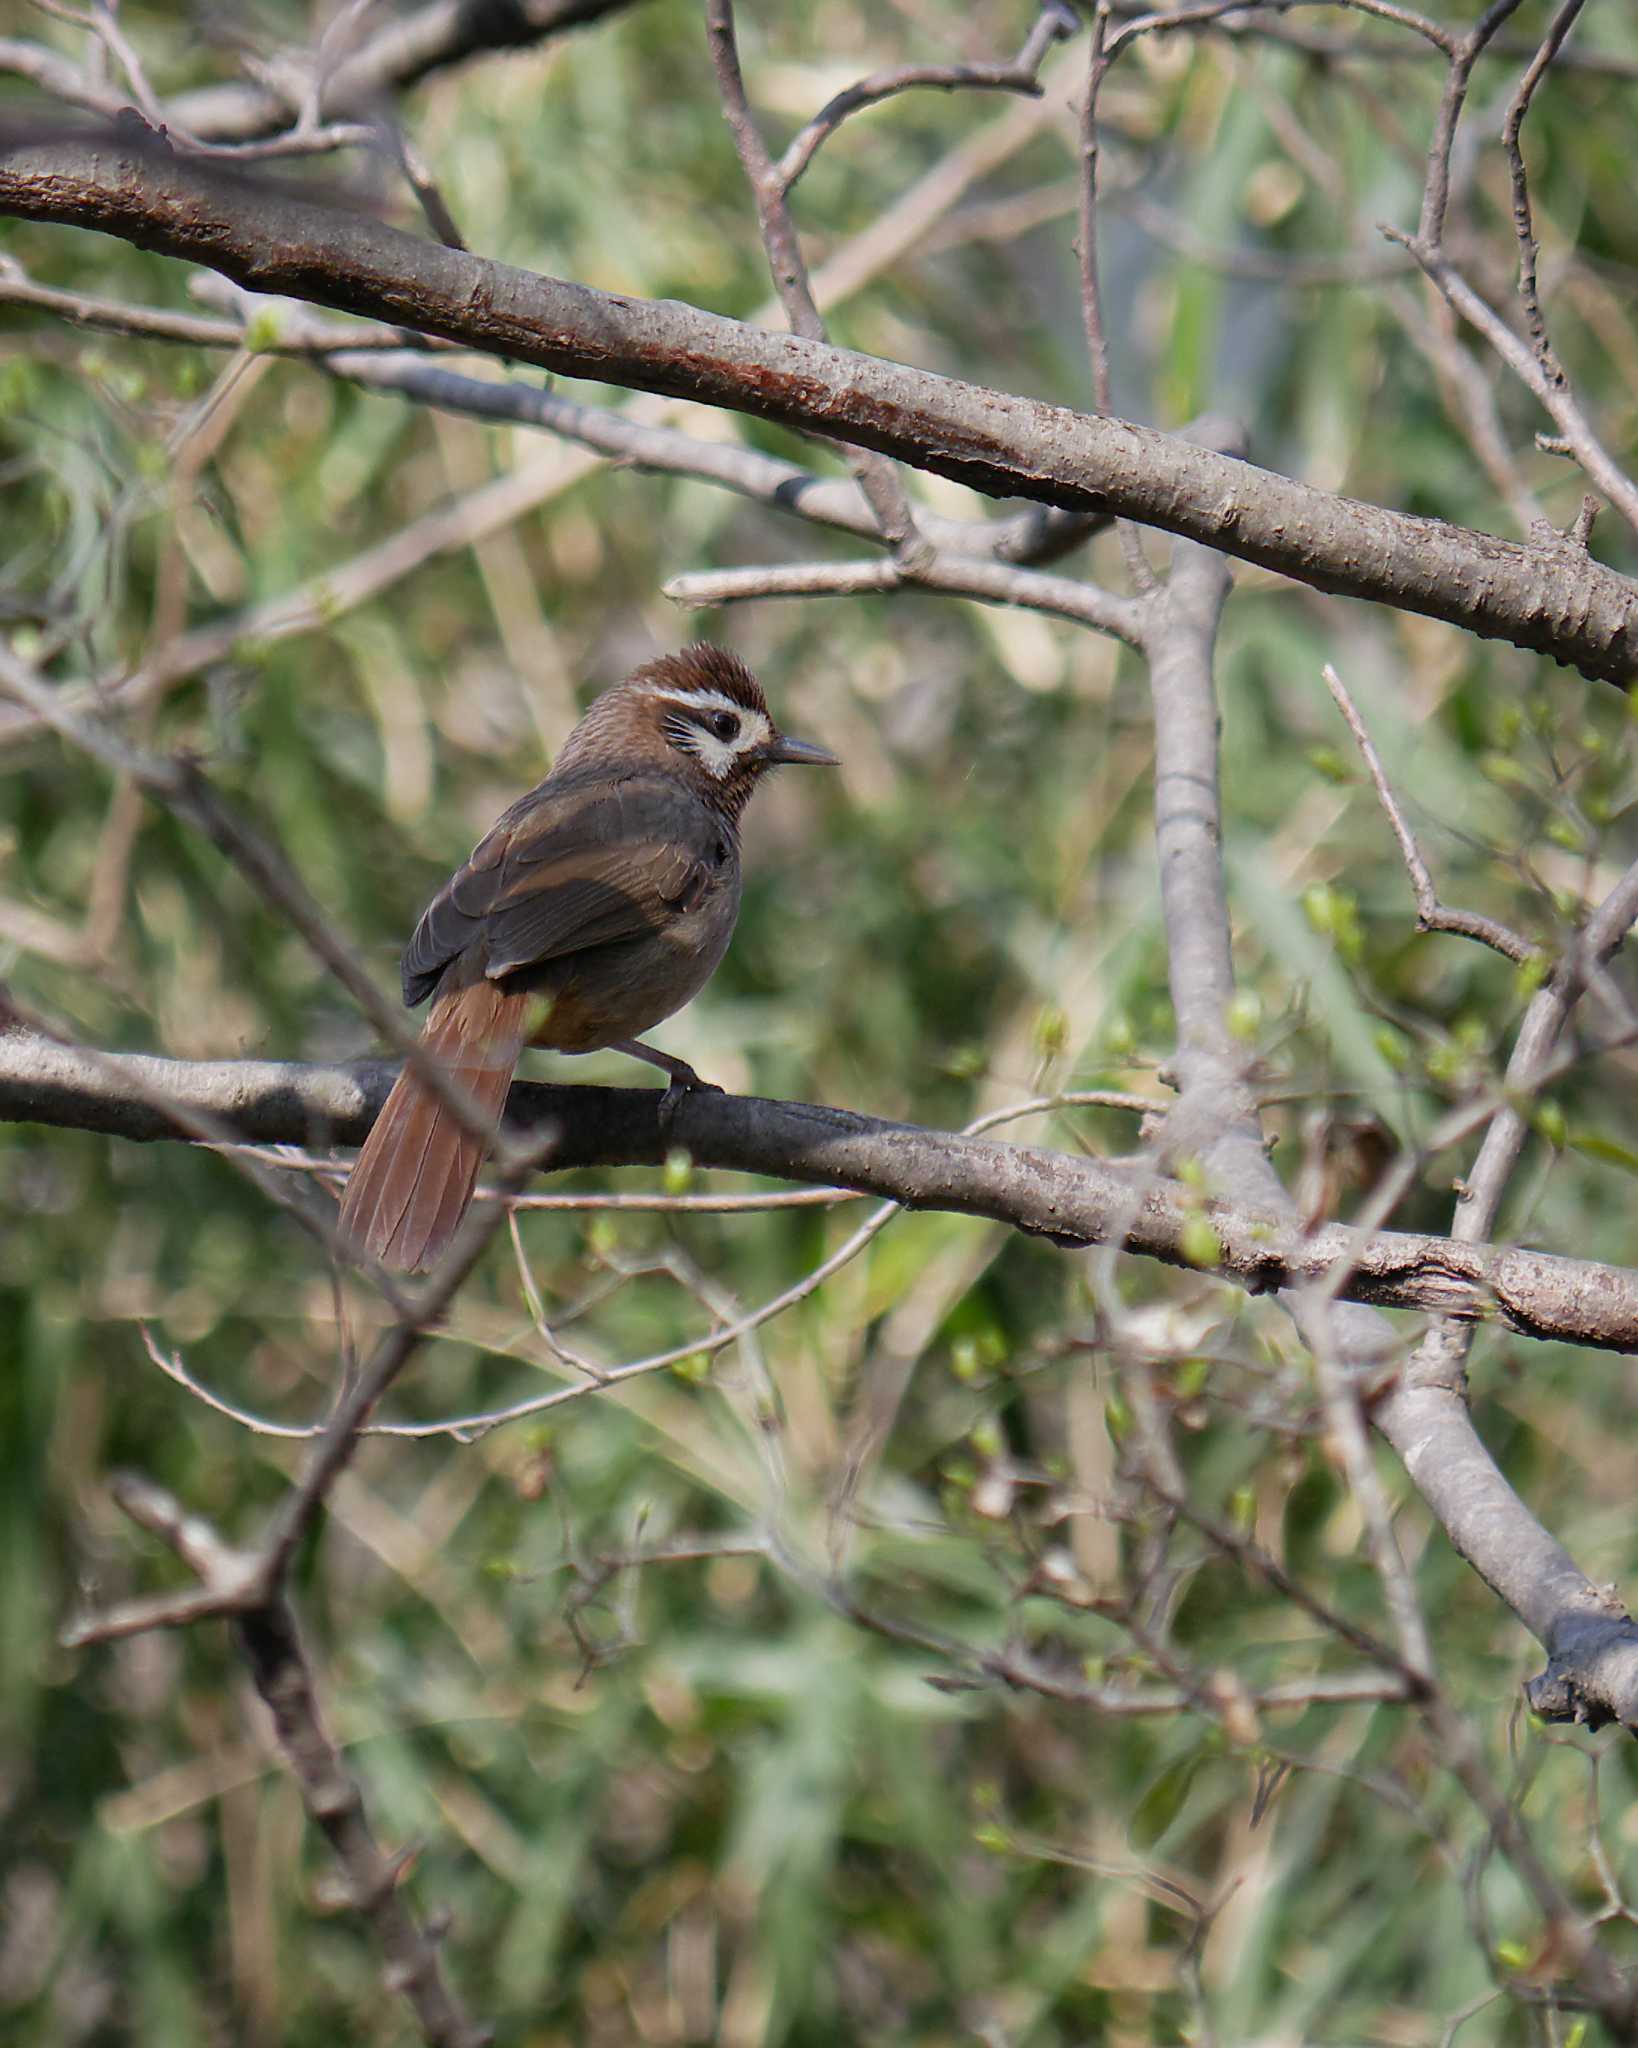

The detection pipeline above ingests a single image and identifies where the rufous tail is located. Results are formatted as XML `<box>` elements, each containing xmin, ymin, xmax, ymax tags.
<box><xmin>337</xmin><ymin>980</ymin><xmax>527</xmax><ymax>1272</ymax></box>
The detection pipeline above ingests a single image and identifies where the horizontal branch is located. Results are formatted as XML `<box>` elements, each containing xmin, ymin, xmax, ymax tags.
<box><xmin>0</xmin><ymin>264</ymin><xmax>444</xmax><ymax>352</ymax></box>
<box><xmin>9</xmin><ymin>1020</ymin><xmax>1638</xmax><ymax>1355</ymax></box>
<box><xmin>1</xmin><ymin>125</ymin><xmax>1634</xmax><ymax>684</ymax></box>
<box><xmin>661</xmin><ymin>553</ymin><xmax>1142</xmax><ymax>639</ymax></box>
<box><xmin>321</xmin><ymin>347</ymin><xmax>1106</xmax><ymax>570</ymax></box>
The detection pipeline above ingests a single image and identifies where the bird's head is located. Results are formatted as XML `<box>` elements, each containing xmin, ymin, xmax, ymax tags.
<box><xmin>557</xmin><ymin>645</ymin><xmax>838</xmax><ymax>812</ymax></box>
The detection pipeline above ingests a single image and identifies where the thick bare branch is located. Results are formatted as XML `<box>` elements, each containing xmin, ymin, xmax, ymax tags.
<box><xmin>1134</xmin><ymin>541</ymin><xmax>1638</xmax><ymax>1790</ymax></box>
<box><xmin>12</xmin><ymin>1019</ymin><xmax>1638</xmax><ymax>1358</ymax></box>
<box><xmin>0</xmin><ymin>126</ymin><xmax>1633</xmax><ymax>682</ymax></box>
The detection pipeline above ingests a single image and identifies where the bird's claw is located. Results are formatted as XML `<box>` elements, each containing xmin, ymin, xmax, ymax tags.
<box><xmin>657</xmin><ymin>1070</ymin><xmax>724</xmax><ymax>1139</ymax></box>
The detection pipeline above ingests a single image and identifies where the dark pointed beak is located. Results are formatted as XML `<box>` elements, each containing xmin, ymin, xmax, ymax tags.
<box><xmin>763</xmin><ymin>732</ymin><xmax>839</xmax><ymax>767</ymax></box>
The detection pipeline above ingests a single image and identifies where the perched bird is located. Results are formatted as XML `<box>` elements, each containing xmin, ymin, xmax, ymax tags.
<box><xmin>337</xmin><ymin>645</ymin><xmax>837</xmax><ymax>1271</ymax></box>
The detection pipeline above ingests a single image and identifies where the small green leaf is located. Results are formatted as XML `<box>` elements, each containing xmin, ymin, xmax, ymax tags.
<box><xmin>243</xmin><ymin>306</ymin><xmax>285</xmax><ymax>353</ymax></box>
<box><xmin>1480</xmin><ymin>751</ymin><xmax>1530</xmax><ymax>790</ymax></box>
<box><xmin>1302</xmin><ymin>882</ymin><xmax>1338</xmax><ymax>934</ymax></box>
<box><xmin>970</xmin><ymin>1417</ymin><xmax>1003</xmax><ymax>1459</ymax></box>
<box><xmin>1306</xmin><ymin>744</ymin><xmax>1352</xmax><ymax>784</ymax></box>
<box><xmin>1103</xmin><ymin>1011</ymin><xmax>1136</xmax><ymax>1057</ymax></box>
<box><xmin>1225</xmin><ymin>990</ymin><xmax>1262</xmax><ymax>1040</ymax></box>
<box><xmin>1301</xmin><ymin>883</ymin><xmax>1363</xmax><ymax>961</ymax></box>
<box><xmin>1372</xmin><ymin>1024</ymin><xmax>1411</xmax><ymax>1070</ymax></box>
<box><xmin>1034</xmin><ymin>1003</ymin><xmax>1068</xmax><ymax>1059</ymax></box>
<box><xmin>1512</xmin><ymin>952</ymin><xmax>1550</xmax><ymax>999</ymax></box>
<box><xmin>1131</xmin><ymin>1758</ymin><xmax>1196</xmax><ymax>1849</ymax></box>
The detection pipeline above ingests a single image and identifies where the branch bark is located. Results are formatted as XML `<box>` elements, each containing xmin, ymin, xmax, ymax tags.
<box><xmin>12</xmin><ymin>1018</ymin><xmax>1638</xmax><ymax>1356</ymax></box>
<box><xmin>0</xmin><ymin>124</ymin><xmax>1633</xmax><ymax>684</ymax></box>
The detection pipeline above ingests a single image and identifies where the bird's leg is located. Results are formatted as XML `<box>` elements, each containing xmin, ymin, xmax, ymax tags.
<box><xmin>610</xmin><ymin>1039</ymin><xmax>725</xmax><ymax>1135</ymax></box>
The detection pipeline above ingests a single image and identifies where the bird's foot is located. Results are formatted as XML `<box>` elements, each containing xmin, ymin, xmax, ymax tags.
<box><xmin>608</xmin><ymin>1040</ymin><xmax>725</xmax><ymax>1139</ymax></box>
<box><xmin>658</xmin><ymin>1065</ymin><xmax>725</xmax><ymax>1139</ymax></box>
<box><xmin>606</xmin><ymin>1040</ymin><xmax>724</xmax><ymax>1138</ymax></box>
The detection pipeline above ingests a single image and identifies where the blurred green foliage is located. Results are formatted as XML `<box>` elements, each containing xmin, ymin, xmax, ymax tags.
<box><xmin>4</xmin><ymin>2</ymin><xmax>1638</xmax><ymax>2043</ymax></box>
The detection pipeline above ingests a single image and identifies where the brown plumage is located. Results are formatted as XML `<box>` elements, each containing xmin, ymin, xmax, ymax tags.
<box><xmin>337</xmin><ymin>647</ymin><xmax>837</xmax><ymax>1271</ymax></box>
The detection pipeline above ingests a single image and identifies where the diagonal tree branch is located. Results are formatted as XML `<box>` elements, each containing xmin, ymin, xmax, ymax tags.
<box><xmin>1129</xmin><ymin>532</ymin><xmax>1638</xmax><ymax>2017</ymax></box>
<box><xmin>0</xmin><ymin>123</ymin><xmax>1633</xmax><ymax>684</ymax></box>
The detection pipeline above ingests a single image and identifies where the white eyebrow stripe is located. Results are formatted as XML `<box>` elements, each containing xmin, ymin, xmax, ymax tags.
<box><xmin>643</xmin><ymin>685</ymin><xmax>757</xmax><ymax>719</ymax></box>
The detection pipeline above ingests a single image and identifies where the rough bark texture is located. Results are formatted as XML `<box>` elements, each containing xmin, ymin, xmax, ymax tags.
<box><xmin>9</xmin><ymin>1023</ymin><xmax>1638</xmax><ymax>1355</ymax></box>
<box><xmin>0</xmin><ymin>125</ymin><xmax>1633</xmax><ymax>684</ymax></box>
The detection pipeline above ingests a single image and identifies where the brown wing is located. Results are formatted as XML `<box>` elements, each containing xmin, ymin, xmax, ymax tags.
<box><xmin>401</xmin><ymin>772</ymin><xmax>726</xmax><ymax>1006</ymax></box>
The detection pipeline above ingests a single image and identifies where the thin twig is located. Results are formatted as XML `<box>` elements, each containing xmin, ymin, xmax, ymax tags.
<box><xmin>1322</xmin><ymin>663</ymin><xmax>1538</xmax><ymax>965</ymax></box>
<box><xmin>662</xmin><ymin>554</ymin><xmax>1143</xmax><ymax>644</ymax></box>
<box><xmin>1416</xmin><ymin>0</ymin><xmax>1527</xmax><ymax>252</ymax></box>
<box><xmin>1077</xmin><ymin>6</ymin><xmax>1157</xmax><ymax>593</ymax></box>
<box><xmin>775</xmin><ymin>2</ymin><xmax>1075</xmax><ymax>194</ymax></box>
<box><xmin>366</xmin><ymin>1193</ymin><xmax>908</xmax><ymax>1441</ymax></box>
<box><xmin>0</xmin><ymin>260</ymin><xmax>447</xmax><ymax>350</ymax></box>
<box><xmin>704</xmin><ymin>0</ymin><xmax>918</xmax><ymax>551</ymax></box>
<box><xmin>1386</xmin><ymin>0</ymin><xmax>1638</xmax><ymax>539</ymax></box>
<box><xmin>31</xmin><ymin>0</ymin><xmax>166</xmax><ymax>123</ymax></box>
<box><xmin>1499</xmin><ymin>0</ymin><xmax>1586</xmax><ymax>391</ymax></box>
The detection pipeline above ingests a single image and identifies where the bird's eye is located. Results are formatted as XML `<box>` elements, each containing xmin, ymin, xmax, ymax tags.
<box><xmin>707</xmin><ymin>710</ymin><xmax>740</xmax><ymax>742</ymax></box>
